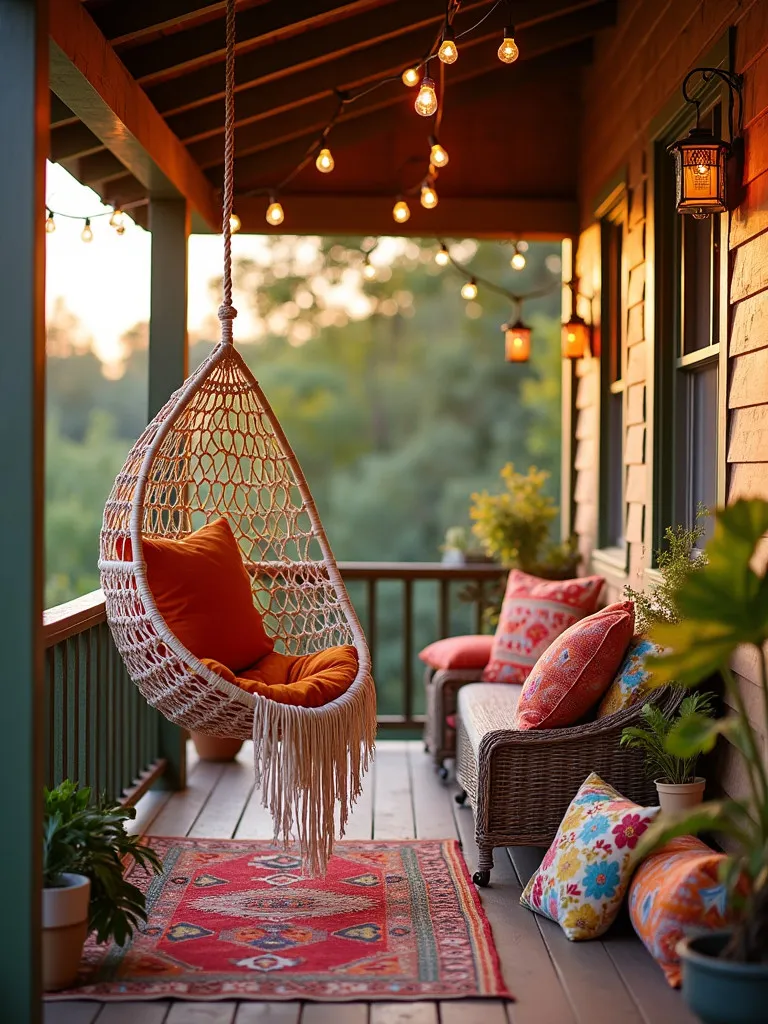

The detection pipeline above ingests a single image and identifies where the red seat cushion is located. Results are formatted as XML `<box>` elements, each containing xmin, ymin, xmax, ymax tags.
<box><xmin>419</xmin><ymin>635</ymin><xmax>493</xmax><ymax>671</ymax></box>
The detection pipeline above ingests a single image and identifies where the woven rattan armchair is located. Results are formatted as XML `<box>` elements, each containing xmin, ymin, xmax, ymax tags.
<box><xmin>454</xmin><ymin>681</ymin><xmax>683</xmax><ymax>886</ymax></box>
<box><xmin>423</xmin><ymin>665</ymin><xmax>484</xmax><ymax>777</ymax></box>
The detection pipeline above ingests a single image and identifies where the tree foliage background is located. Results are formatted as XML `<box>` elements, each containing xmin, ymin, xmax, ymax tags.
<box><xmin>46</xmin><ymin>235</ymin><xmax>563</xmax><ymax>715</ymax></box>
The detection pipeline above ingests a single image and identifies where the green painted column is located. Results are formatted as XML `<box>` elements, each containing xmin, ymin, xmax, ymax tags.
<box><xmin>0</xmin><ymin>0</ymin><xmax>48</xmax><ymax>1018</ymax></box>
<box><xmin>148</xmin><ymin>197</ymin><xmax>189</xmax><ymax>789</ymax></box>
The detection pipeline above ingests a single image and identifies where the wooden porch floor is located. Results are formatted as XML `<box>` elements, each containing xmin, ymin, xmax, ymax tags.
<box><xmin>46</xmin><ymin>740</ymin><xmax>696</xmax><ymax>1024</ymax></box>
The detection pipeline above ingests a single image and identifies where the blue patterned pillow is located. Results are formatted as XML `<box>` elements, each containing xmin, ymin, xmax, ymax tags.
<box><xmin>597</xmin><ymin>637</ymin><xmax>663</xmax><ymax>717</ymax></box>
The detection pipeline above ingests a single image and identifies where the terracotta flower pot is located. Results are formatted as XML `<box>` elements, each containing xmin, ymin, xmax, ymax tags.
<box><xmin>42</xmin><ymin>872</ymin><xmax>90</xmax><ymax>991</ymax></box>
<box><xmin>655</xmin><ymin>776</ymin><xmax>706</xmax><ymax>814</ymax></box>
<box><xmin>191</xmin><ymin>731</ymin><xmax>244</xmax><ymax>762</ymax></box>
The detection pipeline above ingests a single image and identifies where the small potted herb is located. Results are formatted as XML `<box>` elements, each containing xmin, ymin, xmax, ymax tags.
<box><xmin>43</xmin><ymin>780</ymin><xmax>163</xmax><ymax>990</ymax></box>
<box><xmin>620</xmin><ymin>691</ymin><xmax>715</xmax><ymax>813</ymax></box>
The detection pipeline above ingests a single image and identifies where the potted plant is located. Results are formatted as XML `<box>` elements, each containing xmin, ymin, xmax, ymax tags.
<box><xmin>638</xmin><ymin>499</ymin><xmax>768</xmax><ymax>1022</ymax></box>
<box><xmin>43</xmin><ymin>780</ymin><xmax>163</xmax><ymax>991</ymax></box>
<box><xmin>620</xmin><ymin>691</ymin><xmax>715</xmax><ymax>813</ymax></box>
<box><xmin>190</xmin><ymin>731</ymin><xmax>244</xmax><ymax>761</ymax></box>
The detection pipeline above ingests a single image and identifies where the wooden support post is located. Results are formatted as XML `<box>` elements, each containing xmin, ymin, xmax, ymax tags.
<box><xmin>0</xmin><ymin>0</ymin><xmax>48</xmax><ymax>1018</ymax></box>
<box><xmin>148</xmin><ymin>197</ymin><xmax>189</xmax><ymax>790</ymax></box>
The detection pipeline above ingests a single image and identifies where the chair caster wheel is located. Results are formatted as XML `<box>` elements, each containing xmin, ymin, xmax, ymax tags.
<box><xmin>455</xmin><ymin>790</ymin><xmax>467</xmax><ymax>806</ymax></box>
<box><xmin>438</xmin><ymin>765</ymin><xmax>450</xmax><ymax>781</ymax></box>
<box><xmin>473</xmin><ymin>870</ymin><xmax>491</xmax><ymax>888</ymax></box>
<box><xmin>424</xmin><ymin>742</ymin><xmax>430</xmax><ymax>753</ymax></box>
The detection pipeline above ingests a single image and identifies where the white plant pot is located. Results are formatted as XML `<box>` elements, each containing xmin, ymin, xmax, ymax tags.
<box><xmin>655</xmin><ymin>777</ymin><xmax>706</xmax><ymax>815</ymax></box>
<box><xmin>42</xmin><ymin>872</ymin><xmax>90</xmax><ymax>991</ymax></box>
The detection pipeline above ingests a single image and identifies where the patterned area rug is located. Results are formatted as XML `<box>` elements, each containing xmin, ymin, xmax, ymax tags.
<box><xmin>49</xmin><ymin>838</ymin><xmax>511</xmax><ymax>1002</ymax></box>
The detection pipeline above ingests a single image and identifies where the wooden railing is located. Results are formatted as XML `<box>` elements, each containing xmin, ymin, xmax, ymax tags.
<box><xmin>41</xmin><ymin>561</ymin><xmax>505</xmax><ymax>793</ymax></box>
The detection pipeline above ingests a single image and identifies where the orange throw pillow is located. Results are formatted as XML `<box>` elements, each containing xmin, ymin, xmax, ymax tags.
<box><xmin>140</xmin><ymin>518</ymin><xmax>273</xmax><ymax>673</ymax></box>
<box><xmin>419</xmin><ymin>635</ymin><xmax>493</xmax><ymax>671</ymax></box>
<box><xmin>202</xmin><ymin>645</ymin><xmax>359</xmax><ymax>708</ymax></box>
<box><xmin>515</xmin><ymin>601</ymin><xmax>635</xmax><ymax>729</ymax></box>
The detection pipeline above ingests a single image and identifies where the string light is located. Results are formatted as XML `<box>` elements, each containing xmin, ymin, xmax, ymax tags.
<box><xmin>429</xmin><ymin>135</ymin><xmax>449</xmax><ymax>168</ymax></box>
<box><xmin>229</xmin><ymin>212</ymin><xmax>241</xmax><ymax>233</ymax></box>
<box><xmin>461</xmin><ymin>278</ymin><xmax>478</xmax><ymax>300</ymax></box>
<box><xmin>316</xmin><ymin>147</ymin><xmax>335</xmax><ymax>173</ymax></box>
<box><xmin>435</xmin><ymin>244</ymin><xmax>450</xmax><ymax>266</ymax></box>
<box><xmin>498</xmin><ymin>26</ymin><xmax>519</xmax><ymax>63</ymax></box>
<box><xmin>266</xmin><ymin>197</ymin><xmax>285</xmax><ymax>226</ymax></box>
<box><xmin>80</xmin><ymin>218</ymin><xmax>93</xmax><ymax>243</ymax></box>
<box><xmin>45</xmin><ymin>210</ymin><xmax>56</xmax><ymax>234</ymax></box>
<box><xmin>362</xmin><ymin>259</ymin><xmax>377</xmax><ymax>281</ymax></box>
<box><xmin>402</xmin><ymin>67</ymin><xmax>420</xmax><ymax>87</ymax></box>
<box><xmin>392</xmin><ymin>199</ymin><xmax>411</xmax><ymax>223</ymax></box>
<box><xmin>109</xmin><ymin>208</ymin><xmax>124</xmax><ymax>230</ymax></box>
<box><xmin>438</xmin><ymin>26</ymin><xmax>458</xmax><ymax>65</ymax></box>
<box><xmin>420</xmin><ymin>182</ymin><xmax>439</xmax><ymax>209</ymax></box>
<box><xmin>415</xmin><ymin>75</ymin><xmax>438</xmax><ymax>117</ymax></box>
<box><xmin>510</xmin><ymin>241</ymin><xmax>527</xmax><ymax>270</ymax></box>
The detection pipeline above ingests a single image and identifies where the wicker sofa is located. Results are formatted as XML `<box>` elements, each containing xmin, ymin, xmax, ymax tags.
<box><xmin>454</xmin><ymin>681</ymin><xmax>682</xmax><ymax>886</ymax></box>
<box><xmin>423</xmin><ymin>665</ymin><xmax>484</xmax><ymax>776</ymax></box>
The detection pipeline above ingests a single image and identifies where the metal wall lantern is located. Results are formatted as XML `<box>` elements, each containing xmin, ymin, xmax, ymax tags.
<box><xmin>669</xmin><ymin>67</ymin><xmax>744</xmax><ymax>219</ymax></box>
<box><xmin>502</xmin><ymin>318</ymin><xmax>532</xmax><ymax>362</ymax></box>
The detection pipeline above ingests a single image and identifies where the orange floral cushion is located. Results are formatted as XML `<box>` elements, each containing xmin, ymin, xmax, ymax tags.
<box><xmin>483</xmin><ymin>571</ymin><xmax>604</xmax><ymax>684</ymax></box>
<box><xmin>202</xmin><ymin>645</ymin><xmax>359</xmax><ymax>708</ymax></box>
<box><xmin>137</xmin><ymin>518</ymin><xmax>274</xmax><ymax>673</ymax></box>
<box><xmin>419</xmin><ymin>635</ymin><xmax>493</xmax><ymax>671</ymax></box>
<box><xmin>628</xmin><ymin>836</ymin><xmax>738</xmax><ymax>987</ymax></box>
<box><xmin>515</xmin><ymin>601</ymin><xmax>635</xmax><ymax>730</ymax></box>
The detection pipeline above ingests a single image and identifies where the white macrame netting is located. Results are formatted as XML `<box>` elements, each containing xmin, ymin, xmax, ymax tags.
<box><xmin>99</xmin><ymin>341</ymin><xmax>377</xmax><ymax>875</ymax></box>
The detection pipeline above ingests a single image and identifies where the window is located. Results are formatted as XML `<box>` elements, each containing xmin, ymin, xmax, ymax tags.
<box><xmin>655</xmin><ymin>103</ymin><xmax>724</xmax><ymax>546</ymax></box>
<box><xmin>598</xmin><ymin>198</ymin><xmax>626</xmax><ymax>554</ymax></box>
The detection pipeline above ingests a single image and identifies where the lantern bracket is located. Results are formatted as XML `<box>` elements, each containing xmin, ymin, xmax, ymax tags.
<box><xmin>681</xmin><ymin>67</ymin><xmax>743</xmax><ymax>142</ymax></box>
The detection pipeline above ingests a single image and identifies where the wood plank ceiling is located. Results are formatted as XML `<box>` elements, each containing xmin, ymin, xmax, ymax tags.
<box><xmin>51</xmin><ymin>0</ymin><xmax>618</xmax><ymax>234</ymax></box>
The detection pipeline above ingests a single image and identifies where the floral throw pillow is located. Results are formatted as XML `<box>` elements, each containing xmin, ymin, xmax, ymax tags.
<box><xmin>597</xmin><ymin>637</ymin><xmax>665</xmax><ymax>718</ymax></box>
<box><xmin>520</xmin><ymin>772</ymin><xmax>660</xmax><ymax>940</ymax></box>
<box><xmin>482</xmin><ymin>571</ymin><xmax>604</xmax><ymax>684</ymax></box>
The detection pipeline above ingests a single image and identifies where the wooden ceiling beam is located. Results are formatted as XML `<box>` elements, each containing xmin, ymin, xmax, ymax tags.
<box><xmin>86</xmin><ymin>1</ymin><xmax>230</xmax><ymax>49</ymax></box>
<box><xmin>49</xmin><ymin>121</ymin><xmax>105</xmax><ymax>162</ymax></box>
<box><xmin>49</xmin><ymin>0</ymin><xmax>221</xmax><ymax>229</ymax></box>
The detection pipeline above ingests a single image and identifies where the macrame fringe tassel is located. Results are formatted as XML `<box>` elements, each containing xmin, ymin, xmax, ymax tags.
<box><xmin>252</xmin><ymin>675</ymin><xmax>377</xmax><ymax>877</ymax></box>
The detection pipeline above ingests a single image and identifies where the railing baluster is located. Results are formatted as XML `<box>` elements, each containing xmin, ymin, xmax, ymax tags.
<box><xmin>403</xmin><ymin>578</ymin><xmax>414</xmax><ymax>727</ymax></box>
<box><xmin>474</xmin><ymin>579</ymin><xmax>485</xmax><ymax>634</ymax></box>
<box><xmin>53</xmin><ymin>643</ymin><xmax>65</xmax><ymax>786</ymax></box>
<box><xmin>67</xmin><ymin>637</ymin><xmax>77</xmax><ymax>783</ymax></box>
<box><xmin>439</xmin><ymin>579</ymin><xmax>450</xmax><ymax>638</ymax></box>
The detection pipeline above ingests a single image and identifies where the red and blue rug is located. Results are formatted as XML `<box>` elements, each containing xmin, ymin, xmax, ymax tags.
<box><xmin>50</xmin><ymin>838</ymin><xmax>511</xmax><ymax>1002</ymax></box>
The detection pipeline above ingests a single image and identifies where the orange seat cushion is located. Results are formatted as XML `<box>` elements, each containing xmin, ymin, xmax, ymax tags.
<box><xmin>138</xmin><ymin>518</ymin><xmax>273</xmax><ymax>673</ymax></box>
<box><xmin>201</xmin><ymin>645</ymin><xmax>359</xmax><ymax>708</ymax></box>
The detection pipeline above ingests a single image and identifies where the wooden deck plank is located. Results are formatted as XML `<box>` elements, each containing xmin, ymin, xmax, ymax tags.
<box><xmin>340</xmin><ymin>755</ymin><xmax>374</xmax><ymax>840</ymax></box>
<box><xmin>509</xmin><ymin>846</ymin><xmax>644</xmax><ymax>1024</ymax></box>
<box><xmin>44</xmin><ymin>1003</ymin><xmax>102</xmax><ymax>1024</ymax></box>
<box><xmin>372</xmin><ymin>742</ymin><xmax>414</xmax><ymax>840</ymax></box>
<box><xmin>126</xmin><ymin>786</ymin><xmax>173</xmax><ymax>836</ymax></box>
<box><xmin>603</xmin><ymin>929</ymin><xmax>698</xmax><ymax>1024</ymax></box>
<box><xmin>235</xmin><ymin>778</ymin><xmax>277</xmax><ymax>840</ymax></box>
<box><xmin>145</xmin><ymin>758</ymin><xmax>226</xmax><ymax>837</ymax></box>
<box><xmin>406</xmin><ymin>742</ymin><xmax>458</xmax><ymax>840</ymax></box>
<box><xmin>165</xmin><ymin>1003</ymin><xmax>237</xmax><ymax>1023</ymax></box>
<box><xmin>188</xmin><ymin>749</ymin><xmax>255</xmax><ymax>839</ymax></box>
<box><xmin>301</xmin><ymin>1004</ymin><xmax>368</xmax><ymax>1023</ymax></box>
<box><xmin>95</xmin><ymin>1005</ymin><xmax>169</xmax><ymax>1023</ymax></box>
<box><xmin>439</xmin><ymin>1001</ymin><xmax>508</xmax><ymax>1024</ymax></box>
<box><xmin>452</xmin><ymin>808</ymin><xmax>576</xmax><ymax>1024</ymax></box>
<box><xmin>369</xmin><ymin>1004</ymin><xmax>437</xmax><ymax>1024</ymax></box>
<box><xmin>233</xmin><ymin>1005</ymin><xmax>302</xmax><ymax>1023</ymax></box>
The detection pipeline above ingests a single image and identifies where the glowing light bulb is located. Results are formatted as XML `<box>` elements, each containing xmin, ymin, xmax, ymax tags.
<box><xmin>363</xmin><ymin>260</ymin><xmax>377</xmax><ymax>281</ymax></box>
<box><xmin>392</xmin><ymin>199</ymin><xmax>411</xmax><ymax>223</ymax></box>
<box><xmin>109</xmin><ymin>208</ymin><xmax>124</xmax><ymax>229</ymax></box>
<box><xmin>420</xmin><ymin>183</ymin><xmax>439</xmax><ymax>209</ymax></box>
<box><xmin>229</xmin><ymin>212</ymin><xmax>241</xmax><ymax>233</ymax></box>
<box><xmin>415</xmin><ymin>76</ymin><xmax>438</xmax><ymax>117</ymax></box>
<box><xmin>511</xmin><ymin>250</ymin><xmax>526</xmax><ymax>270</ymax></box>
<box><xmin>402</xmin><ymin>67</ymin><xmax>420</xmax><ymax>87</ymax></box>
<box><xmin>438</xmin><ymin>28</ymin><xmax>458</xmax><ymax>65</ymax></box>
<box><xmin>45</xmin><ymin>211</ymin><xmax>55</xmax><ymax>234</ymax></box>
<box><xmin>81</xmin><ymin>218</ymin><xmax>93</xmax><ymax>243</ymax></box>
<box><xmin>429</xmin><ymin>138</ymin><xmax>449</xmax><ymax>167</ymax></box>
<box><xmin>461</xmin><ymin>279</ymin><xmax>478</xmax><ymax>300</ymax></box>
<box><xmin>116</xmin><ymin>224</ymin><xmax>126</xmax><ymax>236</ymax></box>
<box><xmin>696</xmin><ymin>163</ymin><xmax>708</xmax><ymax>175</ymax></box>
<box><xmin>498</xmin><ymin>28</ymin><xmax>519</xmax><ymax>63</ymax></box>
<box><xmin>316</xmin><ymin>147</ymin><xmax>335</xmax><ymax>173</ymax></box>
<box><xmin>266</xmin><ymin>199</ymin><xmax>284</xmax><ymax>226</ymax></box>
<box><xmin>435</xmin><ymin>245</ymin><xmax>450</xmax><ymax>267</ymax></box>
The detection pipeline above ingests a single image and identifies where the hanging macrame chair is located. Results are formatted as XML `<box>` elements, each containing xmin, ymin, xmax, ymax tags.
<box><xmin>98</xmin><ymin>0</ymin><xmax>376</xmax><ymax>876</ymax></box>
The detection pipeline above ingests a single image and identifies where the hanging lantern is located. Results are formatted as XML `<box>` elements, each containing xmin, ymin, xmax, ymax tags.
<box><xmin>503</xmin><ymin>319</ymin><xmax>531</xmax><ymax>363</ymax></box>
<box><xmin>669</xmin><ymin>67</ymin><xmax>744</xmax><ymax>218</ymax></box>
<box><xmin>562</xmin><ymin>313</ymin><xmax>590</xmax><ymax>359</ymax></box>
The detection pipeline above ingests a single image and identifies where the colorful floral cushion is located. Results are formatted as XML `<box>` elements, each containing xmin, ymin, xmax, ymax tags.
<box><xmin>515</xmin><ymin>601</ymin><xmax>635</xmax><ymax>730</ymax></box>
<box><xmin>419</xmin><ymin>634</ymin><xmax>493</xmax><ymax>671</ymax></box>
<box><xmin>597</xmin><ymin>637</ymin><xmax>665</xmax><ymax>718</ymax></box>
<box><xmin>482</xmin><ymin>571</ymin><xmax>604</xmax><ymax>684</ymax></box>
<box><xmin>628</xmin><ymin>836</ymin><xmax>736</xmax><ymax>987</ymax></box>
<box><xmin>520</xmin><ymin>772</ymin><xmax>660</xmax><ymax>940</ymax></box>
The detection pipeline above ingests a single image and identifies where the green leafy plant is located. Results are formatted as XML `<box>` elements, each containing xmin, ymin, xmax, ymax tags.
<box><xmin>469</xmin><ymin>463</ymin><xmax>578</xmax><ymax>576</ymax></box>
<box><xmin>44</xmin><ymin>780</ymin><xmax>163</xmax><ymax>946</ymax></box>
<box><xmin>620</xmin><ymin>690</ymin><xmax>716</xmax><ymax>784</ymax></box>
<box><xmin>442</xmin><ymin>526</ymin><xmax>470</xmax><ymax>553</ymax></box>
<box><xmin>624</xmin><ymin>506</ymin><xmax>708</xmax><ymax>632</ymax></box>
<box><xmin>639</xmin><ymin>499</ymin><xmax>768</xmax><ymax>963</ymax></box>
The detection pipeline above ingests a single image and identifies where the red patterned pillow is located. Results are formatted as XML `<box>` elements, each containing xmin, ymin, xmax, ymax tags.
<box><xmin>419</xmin><ymin>635</ymin><xmax>493</xmax><ymax>671</ymax></box>
<box><xmin>515</xmin><ymin>601</ymin><xmax>635</xmax><ymax>729</ymax></box>
<box><xmin>483</xmin><ymin>571</ymin><xmax>604</xmax><ymax>684</ymax></box>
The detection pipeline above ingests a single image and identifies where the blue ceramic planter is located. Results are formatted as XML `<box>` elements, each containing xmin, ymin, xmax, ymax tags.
<box><xmin>678</xmin><ymin>932</ymin><xmax>768</xmax><ymax>1024</ymax></box>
